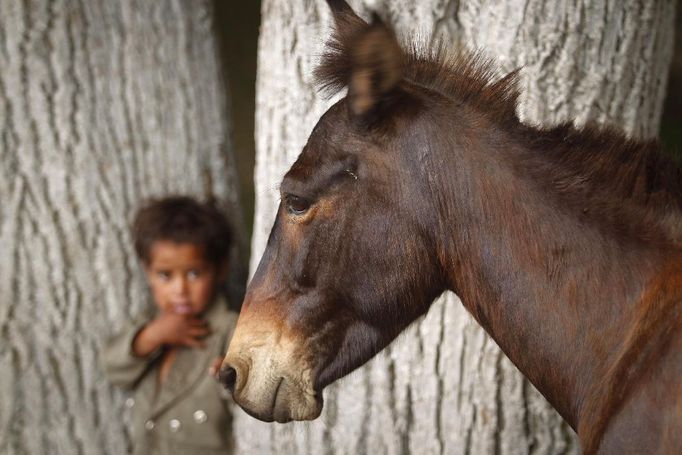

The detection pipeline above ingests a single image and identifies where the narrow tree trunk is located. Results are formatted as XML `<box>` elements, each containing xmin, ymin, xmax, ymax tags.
<box><xmin>243</xmin><ymin>0</ymin><xmax>675</xmax><ymax>454</ymax></box>
<box><xmin>0</xmin><ymin>1</ymin><xmax>244</xmax><ymax>453</ymax></box>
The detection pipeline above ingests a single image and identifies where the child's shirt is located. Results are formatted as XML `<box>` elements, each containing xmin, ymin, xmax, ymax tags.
<box><xmin>102</xmin><ymin>298</ymin><xmax>237</xmax><ymax>455</ymax></box>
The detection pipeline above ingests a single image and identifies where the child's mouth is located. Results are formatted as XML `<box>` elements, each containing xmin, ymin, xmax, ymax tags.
<box><xmin>173</xmin><ymin>304</ymin><xmax>193</xmax><ymax>314</ymax></box>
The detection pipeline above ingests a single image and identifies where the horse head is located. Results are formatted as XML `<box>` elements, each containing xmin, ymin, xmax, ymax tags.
<box><xmin>220</xmin><ymin>1</ymin><xmax>447</xmax><ymax>422</ymax></box>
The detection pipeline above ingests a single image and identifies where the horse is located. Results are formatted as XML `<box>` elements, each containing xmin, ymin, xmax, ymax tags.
<box><xmin>220</xmin><ymin>1</ymin><xmax>682</xmax><ymax>453</ymax></box>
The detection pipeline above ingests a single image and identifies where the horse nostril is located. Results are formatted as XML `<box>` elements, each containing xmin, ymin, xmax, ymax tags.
<box><xmin>219</xmin><ymin>366</ymin><xmax>237</xmax><ymax>393</ymax></box>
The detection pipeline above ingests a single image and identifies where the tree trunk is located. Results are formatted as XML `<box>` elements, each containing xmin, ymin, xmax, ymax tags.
<box><xmin>243</xmin><ymin>0</ymin><xmax>675</xmax><ymax>454</ymax></box>
<box><xmin>0</xmin><ymin>1</ymin><xmax>245</xmax><ymax>453</ymax></box>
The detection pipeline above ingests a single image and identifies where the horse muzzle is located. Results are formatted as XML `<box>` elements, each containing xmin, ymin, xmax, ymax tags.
<box><xmin>220</xmin><ymin>326</ymin><xmax>323</xmax><ymax>422</ymax></box>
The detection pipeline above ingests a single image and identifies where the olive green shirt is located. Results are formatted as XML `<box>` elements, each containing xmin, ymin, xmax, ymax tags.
<box><xmin>102</xmin><ymin>300</ymin><xmax>237</xmax><ymax>455</ymax></box>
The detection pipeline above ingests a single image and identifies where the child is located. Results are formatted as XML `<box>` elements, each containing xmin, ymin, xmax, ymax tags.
<box><xmin>102</xmin><ymin>196</ymin><xmax>237</xmax><ymax>455</ymax></box>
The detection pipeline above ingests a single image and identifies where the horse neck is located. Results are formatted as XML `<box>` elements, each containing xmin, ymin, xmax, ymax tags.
<box><xmin>420</xmin><ymin>109</ymin><xmax>668</xmax><ymax>428</ymax></box>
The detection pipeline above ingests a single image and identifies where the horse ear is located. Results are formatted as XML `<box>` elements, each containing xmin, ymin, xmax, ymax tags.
<box><xmin>347</xmin><ymin>14</ymin><xmax>404</xmax><ymax>117</ymax></box>
<box><xmin>326</xmin><ymin>0</ymin><xmax>356</xmax><ymax>19</ymax></box>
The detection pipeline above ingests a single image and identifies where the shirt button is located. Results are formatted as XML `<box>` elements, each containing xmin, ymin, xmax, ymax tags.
<box><xmin>193</xmin><ymin>410</ymin><xmax>208</xmax><ymax>424</ymax></box>
<box><xmin>169</xmin><ymin>419</ymin><xmax>182</xmax><ymax>432</ymax></box>
<box><xmin>144</xmin><ymin>420</ymin><xmax>155</xmax><ymax>431</ymax></box>
<box><xmin>124</xmin><ymin>398</ymin><xmax>135</xmax><ymax>408</ymax></box>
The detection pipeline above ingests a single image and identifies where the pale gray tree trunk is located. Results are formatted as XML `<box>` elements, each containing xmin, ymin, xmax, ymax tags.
<box><xmin>241</xmin><ymin>0</ymin><xmax>675</xmax><ymax>454</ymax></box>
<box><xmin>0</xmin><ymin>1</ymin><xmax>244</xmax><ymax>453</ymax></box>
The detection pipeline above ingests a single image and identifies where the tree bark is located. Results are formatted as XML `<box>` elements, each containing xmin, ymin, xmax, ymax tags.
<box><xmin>243</xmin><ymin>0</ymin><xmax>675</xmax><ymax>454</ymax></box>
<box><xmin>0</xmin><ymin>1</ymin><xmax>245</xmax><ymax>453</ymax></box>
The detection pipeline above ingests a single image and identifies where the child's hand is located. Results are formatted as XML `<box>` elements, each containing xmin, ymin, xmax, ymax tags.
<box><xmin>132</xmin><ymin>313</ymin><xmax>210</xmax><ymax>356</ymax></box>
<box><xmin>151</xmin><ymin>313</ymin><xmax>210</xmax><ymax>348</ymax></box>
<box><xmin>208</xmin><ymin>356</ymin><xmax>224</xmax><ymax>379</ymax></box>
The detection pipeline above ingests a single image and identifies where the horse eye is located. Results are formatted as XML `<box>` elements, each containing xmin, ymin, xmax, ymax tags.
<box><xmin>285</xmin><ymin>195</ymin><xmax>311</xmax><ymax>215</ymax></box>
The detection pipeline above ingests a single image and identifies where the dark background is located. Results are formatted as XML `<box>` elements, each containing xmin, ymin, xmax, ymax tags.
<box><xmin>661</xmin><ymin>12</ymin><xmax>682</xmax><ymax>162</ymax></box>
<box><xmin>216</xmin><ymin>1</ymin><xmax>681</xmax><ymax>245</ymax></box>
<box><xmin>216</xmin><ymin>0</ymin><xmax>260</xmax><ymax>241</ymax></box>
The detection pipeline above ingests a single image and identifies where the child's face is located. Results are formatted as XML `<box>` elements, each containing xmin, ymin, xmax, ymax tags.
<box><xmin>145</xmin><ymin>241</ymin><xmax>219</xmax><ymax>316</ymax></box>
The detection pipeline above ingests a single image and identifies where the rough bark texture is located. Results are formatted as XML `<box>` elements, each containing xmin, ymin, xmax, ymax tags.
<box><xmin>242</xmin><ymin>0</ymin><xmax>675</xmax><ymax>454</ymax></box>
<box><xmin>0</xmin><ymin>1</ymin><xmax>245</xmax><ymax>453</ymax></box>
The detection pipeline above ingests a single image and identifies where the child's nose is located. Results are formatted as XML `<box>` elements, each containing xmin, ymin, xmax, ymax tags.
<box><xmin>172</xmin><ymin>276</ymin><xmax>189</xmax><ymax>294</ymax></box>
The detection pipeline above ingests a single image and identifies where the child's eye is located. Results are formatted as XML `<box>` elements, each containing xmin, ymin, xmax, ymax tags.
<box><xmin>157</xmin><ymin>271</ymin><xmax>171</xmax><ymax>281</ymax></box>
<box><xmin>187</xmin><ymin>269</ymin><xmax>201</xmax><ymax>280</ymax></box>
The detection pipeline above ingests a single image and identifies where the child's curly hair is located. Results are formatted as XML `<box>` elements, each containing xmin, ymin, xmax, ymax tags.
<box><xmin>132</xmin><ymin>196</ymin><xmax>233</xmax><ymax>266</ymax></box>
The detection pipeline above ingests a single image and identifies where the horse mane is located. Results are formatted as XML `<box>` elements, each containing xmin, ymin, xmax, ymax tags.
<box><xmin>315</xmin><ymin>10</ymin><xmax>682</xmax><ymax>244</ymax></box>
<box><xmin>314</xmin><ymin>10</ymin><xmax>520</xmax><ymax>125</ymax></box>
<box><xmin>523</xmin><ymin>123</ymin><xmax>682</xmax><ymax>244</ymax></box>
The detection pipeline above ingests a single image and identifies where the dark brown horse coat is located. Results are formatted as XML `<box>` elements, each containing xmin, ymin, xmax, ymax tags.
<box><xmin>222</xmin><ymin>1</ymin><xmax>682</xmax><ymax>453</ymax></box>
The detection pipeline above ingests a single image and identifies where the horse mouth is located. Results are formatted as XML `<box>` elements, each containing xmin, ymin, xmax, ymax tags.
<box><xmin>270</xmin><ymin>377</ymin><xmax>287</xmax><ymax>423</ymax></box>
<box><xmin>227</xmin><ymin>376</ymin><xmax>285</xmax><ymax>422</ymax></box>
<box><xmin>233</xmin><ymin>378</ymin><xmax>323</xmax><ymax>423</ymax></box>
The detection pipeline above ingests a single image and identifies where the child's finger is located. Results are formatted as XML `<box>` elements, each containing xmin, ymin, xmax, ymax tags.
<box><xmin>183</xmin><ymin>337</ymin><xmax>205</xmax><ymax>349</ymax></box>
<box><xmin>187</xmin><ymin>318</ymin><xmax>209</xmax><ymax>328</ymax></box>
<box><xmin>208</xmin><ymin>356</ymin><xmax>224</xmax><ymax>378</ymax></box>
<box><xmin>188</xmin><ymin>326</ymin><xmax>211</xmax><ymax>337</ymax></box>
